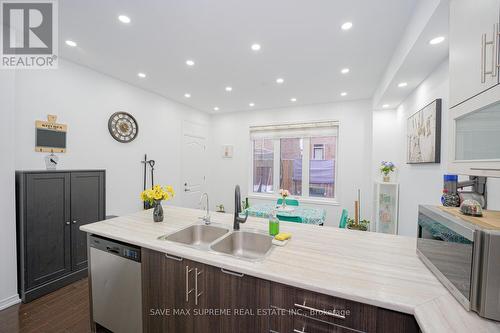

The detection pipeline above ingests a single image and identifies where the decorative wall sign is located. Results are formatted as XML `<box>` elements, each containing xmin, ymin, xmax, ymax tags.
<box><xmin>222</xmin><ymin>145</ymin><xmax>234</xmax><ymax>158</ymax></box>
<box><xmin>35</xmin><ymin>115</ymin><xmax>67</xmax><ymax>153</ymax></box>
<box><xmin>407</xmin><ymin>99</ymin><xmax>442</xmax><ymax>164</ymax></box>
<box><xmin>108</xmin><ymin>112</ymin><xmax>138</xmax><ymax>143</ymax></box>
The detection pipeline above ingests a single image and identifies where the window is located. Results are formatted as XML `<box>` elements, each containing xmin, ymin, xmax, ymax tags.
<box><xmin>309</xmin><ymin>137</ymin><xmax>336</xmax><ymax>198</ymax></box>
<box><xmin>280</xmin><ymin>138</ymin><xmax>302</xmax><ymax>196</ymax></box>
<box><xmin>252</xmin><ymin>138</ymin><xmax>274</xmax><ymax>193</ymax></box>
<box><xmin>312</xmin><ymin>144</ymin><xmax>324</xmax><ymax>160</ymax></box>
<box><xmin>250</xmin><ymin>121</ymin><xmax>338</xmax><ymax>201</ymax></box>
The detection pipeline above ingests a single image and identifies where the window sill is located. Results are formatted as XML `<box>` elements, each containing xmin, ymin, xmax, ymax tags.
<box><xmin>247</xmin><ymin>193</ymin><xmax>339</xmax><ymax>206</ymax></box>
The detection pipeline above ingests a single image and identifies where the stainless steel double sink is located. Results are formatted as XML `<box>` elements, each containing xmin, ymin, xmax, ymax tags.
<box><xmin>157</xmin><ymin>224</ymin><xmax>273</xmax><ymax>260</ymax></box>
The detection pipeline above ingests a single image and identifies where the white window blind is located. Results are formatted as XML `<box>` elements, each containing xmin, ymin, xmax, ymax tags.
<box><xmin>249</xmin><ymin>121</ymin><xmax>338</xmax><ymax>139</ymax></box>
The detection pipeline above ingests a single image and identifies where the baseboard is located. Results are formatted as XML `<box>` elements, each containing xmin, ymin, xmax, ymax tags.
<box><xmin>0</xmin><ymin>294</ymin><xmax>21</xmax><ymax>311</ymax></box>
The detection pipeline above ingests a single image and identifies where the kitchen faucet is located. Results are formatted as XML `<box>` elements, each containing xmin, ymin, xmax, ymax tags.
<box><xmin>233</xmin><ymin>185</ymin><xmax>248</xmax><ymax>230</ymax></box>
<box><xmin>198</xmin><ymin>192</ymin><xmax>211</xmax><ymax>225</ymax></box>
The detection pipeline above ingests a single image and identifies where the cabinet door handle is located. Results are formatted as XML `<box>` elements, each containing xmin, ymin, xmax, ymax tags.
<box><xmin>494</xmin><ymin>23</ymin><xmax>500</xmax><ymax>74</ymax></box>
<box><xmin>294</xmin><ymin>302</ymin><xmax>346</xmax><ymax>320</ymax></box>
<box><xmin>165</xmin><ymin>253</ymin><xmax>183</xmax><ymax>261</ymax></box>
<box><xmin>221</xmin><ymin>268</ymin><xmax>244</xmax><ymax>277</ymax></box>
<box><xmin>482</xmin><ymin>33</ymin><xmax>486</xmax><ymax>83</ymax></box>
<box><xmin>470</xmin><ymin>168</ymin><xmax>500</xmax><ymax>171</ymax></box>
<box><xmin>65</xmin><ymin>221</ymin><xmax>70</xmax><ymax>225</ymax></box>
<box><xmin>195</xmin><ymin>268</ymin><xmax>203</xmax><ymax>305</ymax></box>
<box><xmin>185</xmin><ymin>265</ymin><xmax>194</xmax><ymax>302</ymax></box>
<box><xmin>483</xmin><ymin>29</ymin><xmax>497</xmax><ymax>79</ymax></box>
<box><xmin>72</xmin><ymin>220</ymin><xmax>77</xmax><ymax>224</ymax></box>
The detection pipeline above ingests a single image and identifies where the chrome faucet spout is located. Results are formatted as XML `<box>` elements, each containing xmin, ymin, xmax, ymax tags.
<box><xmin>199</xmin><ymin>192</ymin><xmax>211</xmax><ymax>225</ymax></box>
<box><xmin>233</xmin><ymin>185</ymin><xmax>248</xmax><ymax>230</ymax></box>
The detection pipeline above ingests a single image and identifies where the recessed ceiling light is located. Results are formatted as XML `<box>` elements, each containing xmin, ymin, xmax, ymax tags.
<box><xmin>65</xmin><ymin>40</ymin><xmax>77</xmax><ymax>47</ymax></box>
<box><xmin>185</xmin><ymin>59</ymin><xmax>195</xmax><ymax>66</ymax></box>
<box><xmin>118</xmin><ymin>15</ymin><xmax>131</xmax><ymax>24</ymax></box>
<box><xmin>341</xmin><ymin>68</ymin><xmax>350</xmax><ymax>74</ymax></box>
<box><xmin>276</xmin><ymin>78</ymin><xmax>284</xmax><ymax>84</ymax></box>
<box><xmin>341</xmin><ymin>22</ymin><xmax>353</xmax><ymax>30</ymax></box>
<box><xmin>213</xmin><ymin>106</ymin><xmax>219</xmax><ymax>111</ymax></box>
<box><xmin>184</xmin><ymin>93</ymin><xmax>191</xmax><ymax>98</ymax></box>
<box><xmin>225</xmin><ymin>86</ymin><xmax>233</xmax><ymax>92</ymax></box>
<box><xmin>290</xmin><ymin>98</ymin><xmax>297</xmax><ymax>102</ymax></box>
<box><xmin>137</xmin><ymin>72</ymin><xmax>146</xmax><ymax>78</ymax></box>
<box><xmin>429</xmin><ymin>36</ymin><xmax>445</xmax><ymax>45</ymax></box>
<box><xmin>340</xmin><ymin>92</ymin><xmax>347</xmax><ymax>96</ymax></box>
<box><xmin>398</xmin><ymin>82</ymin><xmax>408</xmax><ymax>88</ymax></box>
<box><xmin>251</xmin><ymin>43</ymin><xmax>261</xmax><ymax>51</ymax></box>
<box><xmin>249</xmin><ymin>102</ymin><xmax>255</xmax><ymax>107</ymax></box>
<box><xmin>382</xmin><ymin>104</ymin><xmax>390</xmax><ymax>108</ymax></box>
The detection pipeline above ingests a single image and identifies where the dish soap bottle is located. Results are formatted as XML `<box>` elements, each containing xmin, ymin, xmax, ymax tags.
<box><xmin>269</xmin><ymin>210</ymin><xmax>280</xmax><ymax>236</ymax></box>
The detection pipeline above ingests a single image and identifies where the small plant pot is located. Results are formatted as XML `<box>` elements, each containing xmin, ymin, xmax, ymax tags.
<box><xmin>383</xmin><ymin>175</ymin><xmax>391</xmax><ymax>182</ymax></box>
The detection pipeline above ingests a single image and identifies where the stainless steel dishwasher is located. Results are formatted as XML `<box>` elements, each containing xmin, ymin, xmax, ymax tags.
<box><xmin>89</xmin><ymin>235</ymin><xmax>142</xmax><ymax>333</ymax></box>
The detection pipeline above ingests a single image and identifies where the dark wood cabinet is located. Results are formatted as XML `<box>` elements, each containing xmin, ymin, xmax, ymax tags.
<box><xmin>213</xmin><ymin>267</ymin><xmax>270</xmax><ymax>333</ymax></box>
<box><xmin>142</xmin><ymin>248</ymin><xmax>420</xmax><ymax>333</ymax></box>
<box><xmin>24</xmin><ymin>172</ymin><xmax>72</xmax><ymax>290</ymax></box>
<box><xmin>70</xmin><ymin>172</ymin><xmax>105</xmax><ymax>271</ymax></box>
<box><xmin>142</xmin><ymin>249</ymin><xmax>197</xmax><ymax>333</ymax></box>
<box><xmin>270</xmin><ymin>283</ymin><xmax>419</xmax><ymax>333</ymax></box>
<box><xmin>16</xmin><ymin>170</ymin><xmax>105</xmax><ymax>302</ymax></box>
<box><xmin>142</xmin><ymin>249</ymin><xmax>270</xmax><ymax>333</ymax></box>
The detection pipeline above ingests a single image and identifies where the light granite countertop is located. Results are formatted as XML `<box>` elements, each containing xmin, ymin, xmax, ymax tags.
<box><xmin>81</xmin><ymin>205</ymin><xmax>500</xmax><ymax>333</ymax></box>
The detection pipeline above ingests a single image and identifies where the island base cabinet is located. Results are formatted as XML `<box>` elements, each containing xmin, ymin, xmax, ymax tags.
<box><xmin>142</xmin><ymin>249</ymin><xmax>419</xmax><ymax>333</ymax></box>
<box><xmin>210</xmin><ymin>265</ymin><xmax>270</xmax><ymax>333</ymax></box>
<box><xmin>142</xmin><ymin>249</ymin><xmax>197</xmax><ymax>333</ymax></box>
<box><xmin>142</xmin><ymin>249</ymin><xmax>269</xmax><ymax>333</ymax></box>
<box><xmin>269</xmin><ymin>283</ymin><xmax>419</xmax><ymax>333</ymax></box>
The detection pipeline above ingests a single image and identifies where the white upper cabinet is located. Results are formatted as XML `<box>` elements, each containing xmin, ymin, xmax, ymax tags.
<box><xmin>450</xmin><ymin>0</ymin><xmax>500</xmax><ymax>108</ymax></box>
<box><xmin>449</xmin><ymin>87</ymin><xmax>500</xmax><ymax>177</ymax></box>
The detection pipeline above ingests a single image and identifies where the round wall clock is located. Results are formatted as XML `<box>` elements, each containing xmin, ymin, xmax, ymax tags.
<box><xmin>108</xmin><ymin>112</ymin><xmax>138</xmax><ymax>143</ymax></box>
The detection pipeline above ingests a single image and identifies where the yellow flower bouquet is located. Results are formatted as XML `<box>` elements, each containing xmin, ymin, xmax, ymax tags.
<box><xmin>140</xmin><ymin>185</ymin><xmax>175</xmax><ymax>222</ymax></box>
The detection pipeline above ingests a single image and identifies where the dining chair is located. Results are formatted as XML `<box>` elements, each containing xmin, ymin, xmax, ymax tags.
<box><xmin>276</xmin><ymin>198</ymin><xmax>300</xmax><ymax>206</ymax></box>
<box><xmin>339</xmin><ymin>209</ymin><xmax>348</xmax><ymax>228</ymax></box>
<box><xmin>276</xmin><ymin>214</ymin><xmax>303</xmax><ymax>223</ymax></box>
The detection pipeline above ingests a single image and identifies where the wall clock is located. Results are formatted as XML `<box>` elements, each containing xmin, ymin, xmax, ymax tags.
<box><xmin>108</xmin><ymin>112</ymin><xmax>138</xmax><ymax>143</ymax></box>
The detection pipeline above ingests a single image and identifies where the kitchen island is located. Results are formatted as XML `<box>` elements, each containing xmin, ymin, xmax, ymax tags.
<box><xmin>81</xmin><ymin>205</ymin><xmax>500</xmax><ymax>333</ymax></box>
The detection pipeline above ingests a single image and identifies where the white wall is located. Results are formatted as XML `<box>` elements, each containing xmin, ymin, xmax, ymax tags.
<box><xmin>0</xmin><ymin>69</ymin><xmax>20</xmax><ymax>309</ymax></box>
<box><xmin>373</xmin><ymin>60</ymin><xmax>500</xmax><ymax>236</ymax></box>
<box><xmin>208</xmin><ymin>100</ymin><xmax>373</xmax><ymax>226</ymax></box>
<box><xmin>14</xmin><ymin>59</ymin><xmax>210</xmax><ymax>215</ymax></box>
<box><xmin>372</xmin><ymin>109</ymin><xmax>400</xmax><ymax>180</ymax></box>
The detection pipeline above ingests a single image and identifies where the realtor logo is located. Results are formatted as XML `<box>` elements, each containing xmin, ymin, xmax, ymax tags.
<box><xmin>1</xmin><ymin>0</ymin><xmax>58</xmax><ymax>68</ymax></box>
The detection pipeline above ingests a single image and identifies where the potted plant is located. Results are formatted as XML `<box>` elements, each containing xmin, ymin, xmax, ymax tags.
<box><xmin>380</xmin><ymin>161</ymin><xmax>395</xmax><ymax>182</ymax></box>
<box><xmin>141</xmin><ymin>185</ymin><xmax>175</xmax><ymax>222</ymax></box>
<box><xmin>346</xmin><ymin>218</ymin><xmax>370</xmax><ymax>231</ymax></box>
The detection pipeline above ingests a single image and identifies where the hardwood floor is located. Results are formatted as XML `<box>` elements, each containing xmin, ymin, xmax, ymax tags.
<box><xmin>0</xmin><ymin>278</ymin><xmax>91</xmax><ymax>333</ymax></box>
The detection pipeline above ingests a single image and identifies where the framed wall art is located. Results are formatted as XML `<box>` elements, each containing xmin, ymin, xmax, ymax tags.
<box><xmin>407</xmin><ymin>99</ymin><xmax>442</xmax><ymax>164</ymax></box>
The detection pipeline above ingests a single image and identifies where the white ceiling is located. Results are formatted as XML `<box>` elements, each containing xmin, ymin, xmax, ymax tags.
<box><xmin>373</xmin><ymin>0</ymin><xmax>449</xmax><ymax>110</ymax></box>
<box><xmin>59</xmin><ymin>0</ymin><xmax>417</xmax><ymax>113</ymax></box>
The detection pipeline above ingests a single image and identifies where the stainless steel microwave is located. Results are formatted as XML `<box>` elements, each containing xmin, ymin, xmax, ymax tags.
<box><xmin>417</xmin><ymin>205</ymin><xmax>500</xmax><ymax>321</ymax></box>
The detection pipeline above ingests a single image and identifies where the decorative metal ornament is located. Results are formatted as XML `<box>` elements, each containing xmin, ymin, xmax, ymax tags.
<box><xmin>108</xmin><ymin>112</ymin><xmax>138</xmax><ymax>143</ymax></box>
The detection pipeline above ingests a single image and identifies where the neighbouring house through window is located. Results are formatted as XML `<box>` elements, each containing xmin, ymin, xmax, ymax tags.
<box><xmin>250</xmin><ymin>121</ymin><xmax>338</xmax><ymax>200</ymax></box>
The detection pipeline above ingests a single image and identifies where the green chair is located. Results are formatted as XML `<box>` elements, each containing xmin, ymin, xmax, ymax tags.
<box><xmin>276</xmin><ymin>214</ymin><xmax>302</xmax><ymax>223</ymax></box>
<box><xmin>276</xmin><ymin>198</ymin><xmax>299</xmax><ymax>206</ymax></box>
<box><xmin>339</xmin><ymin>209</ymin><xmax>348</xmax><ymax>228</ymax></box>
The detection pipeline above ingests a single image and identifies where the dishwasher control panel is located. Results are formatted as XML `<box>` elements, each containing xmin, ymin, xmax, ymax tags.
<box><xmin>89</xmin><ymin>234</ymin><xmax>141</xmax><ymax>262</ymax></box>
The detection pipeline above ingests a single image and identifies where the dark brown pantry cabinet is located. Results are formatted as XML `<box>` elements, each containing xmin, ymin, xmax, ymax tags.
<box><xmin>141</xmin><ymin>248</ymin><xmax>419</xmax><ymax>333</ymax></box>
<box><xmin>16</xmin><ymin>170</ymin><xmax>105</xmax><ymax>302</ymax></box>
